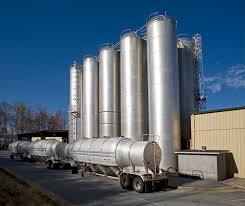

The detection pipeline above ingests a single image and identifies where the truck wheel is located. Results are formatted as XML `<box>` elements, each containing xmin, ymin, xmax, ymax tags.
<box><xmin>120</xmin><ymin>174</ymin><xmax>132</xmax><ymax>189</ymax></box>
<box><xmin>132</xmin><ymin>177</ymin><xmax>145</xmax><ymax>193</ymax></box>
<box><xmin>10</xmin><ymin>154</ymin><xmax>14</xmax><ymax>160</ymax></box>
<box><xmin>51</xmin><ymin>163</ymin><xmax>60</xmax><ymax>170</ymax></box>
<box><xmin>51</xmin><ymin>162</ymin><xmax>56</xmax><ymax>169</ymax></box>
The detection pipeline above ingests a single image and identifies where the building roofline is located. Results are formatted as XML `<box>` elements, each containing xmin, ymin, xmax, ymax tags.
<box><xmin>17</xmin><ymin>130</ymin><xmax>68</xmax><ymax>138</ymax></box>
<box><xmin>192</xmin><ymin>106</ymin><xmax>245</xmax><ymax>115</ymax></box>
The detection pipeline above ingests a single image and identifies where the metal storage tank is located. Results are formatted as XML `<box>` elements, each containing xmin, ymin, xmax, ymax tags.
<box><xmin>79</xmin><ymin>65</ymin><xmax>83</xmax><ymax>138</ymax></box>
<box><xmin>99</xmin><ymin>44</ymin><xmax>120</xmax><ymax>137</ymax></box>
<box><xmin>178</xmin><ymin>36</ymin><xmax>198</xmax><ymax>149</ymax></box>
<box><xmin>82</xmin><ymin>56</ymin><xmax>99</xmax><ymax>138</ymax></box>
<box><xmin>120</xmin><ymin>31</ymin><xmax>148</xmax><ymax>140</ymax></box>
<box><xmin>146</xmin><ymin>14</ymin><xmax>181</xmax><ymax>170</ymax></box>
<box><xmin>69</xmin><ymin>62</ymin><xmax>81</xmax><ymax>142</ymax></box>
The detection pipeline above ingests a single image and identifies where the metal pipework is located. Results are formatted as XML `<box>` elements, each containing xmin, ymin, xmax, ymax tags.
<box><xmin>146</xmin><ymin>15</ymin><xmax>181</xmax><ymax>170</ymax></box>
<box><xmin>120</xmin><ymin>32</ymin><xmax>148</xmax><ymax>140</ymax></box>
<box><xmin>82</xmin><ymin>56</ymin><xmax>99</xmax><ymax>138</ymax></box>
<box><xmin>28</xmin><ymin>140</ymin><xmax>66</xmax><ymax>160</ymax></box>
<box><xmin>99</xmin><ymin>45</ymin><xmax>120</xmax><ymax>137</ymax></box>
<box><xmin>66</xmin><ymin>137</ymin><xmax>161</xmax><ymax>173</ymax></box>
<box><xmin>178</xmin><ymin>36</ymin><xmax>198</xmax><ymax>148</ymax></box>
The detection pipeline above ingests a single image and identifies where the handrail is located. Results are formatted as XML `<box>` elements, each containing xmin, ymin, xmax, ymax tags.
<box><xmin>146</xmin><ymin>11</ymin><xmax>176</xmax><ymax>25</ymax></box>
<box><xmin>146</xmin><ymin>11</ymin><xmax>160</xmax><ymax>23</ymax></box>
<box><xmin>99</xmin><ymin>43</ymin><xmax>114</xmax><ymax>51</ymax></box>
<box><xmin>120</xmin><ymin>29</ymin><xmax>137</xmax><ymax>38</ymax></box>
<box><xmin>83</xmin><ymin>55</ymin><xmax>98</xmax><ymax>61</ymax></box>
<box><xmin>146</xmin><ymin>11</ymin><xmax>168</xmax><ymax>24</ymax></box>
<box><xmin>177</xmin><ymin>34</ymin><xmax>192</xmax><ymax>39</ymax></box>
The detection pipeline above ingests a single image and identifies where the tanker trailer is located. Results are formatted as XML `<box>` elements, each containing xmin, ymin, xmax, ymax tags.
<box><xmin>28</xmin><ymin>140</ymin><xmax>67</xmax><ymax>169</ymax></box>
<box><xmin>9</xmin><ymin>141</ymin><xmax>30</xmax><ymax>160</ymax></box>
<box><xmin>66</xmin><ymin>137</ymin><xmax>168</xmax><ymax>193</ymax></box>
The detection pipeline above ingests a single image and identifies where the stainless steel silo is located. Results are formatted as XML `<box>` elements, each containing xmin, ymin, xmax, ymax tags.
<box><xmin>120</xmin><ymin>32</ymin><xmax>148</xmax><ymax>141</ymax></box>
<box><xmin>99</xmin><ymin>44</ymin><xmax>120</xmax><ymax>137</ymax></box>
<box><xmin>79</xmin><ymin>65</ymin><xmax>83</xmax><ymax>138</ymax></box>
<box><xmin>146</xmin><ymin>15</ymin><xmax>181</xmax><ymax>170</ymax></box>
<box><xmin>178</xmin><ymin>36</ymin><xmax>198</xmax><ymax>149</ymax></box>
<box><xmin>69</xmin><ymin>62</ymin><xmax>81</xmax><ymax>142</ymax></box>
<box><xmin>82</xmin><ymin>56</ymin><xmax>99</xmax><ymax>138</ymax></box>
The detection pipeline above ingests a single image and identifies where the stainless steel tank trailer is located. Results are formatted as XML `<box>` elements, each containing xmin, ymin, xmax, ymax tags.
<box><xmin>28</xmin><ymin>140</ymin><xmax>68</xmax><ymax>169</ymax></box>
<box><xmin>9</xmin><ymin>140</ymin><xmax>68</xmax><ymax>169</ymax></box>
<box><xmin>9</xmin><ymin>141</ymin><xmax>30</xmax><ymax>160</ymax></box>
<box><xmin>9</xmin><ymin>137</ymin><xmax>167</xmax><ymax>193</ymax></box>
<box><xmin>65</xmin><ymin>137</ymin><xmax>167</xmax><ymax>193</ymax></box>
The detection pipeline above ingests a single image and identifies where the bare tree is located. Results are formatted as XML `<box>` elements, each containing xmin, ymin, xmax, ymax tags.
<box><xmin>0</xmin><ymin>101</ymin><xmax>68</xmax><ymax>136</ymax></box>
<box><xmin>0</xmin><ymin>102</ymin><xmax>10</xmax><ymax>135</ymax></box>
<box><xmin>25</xmin><ymin>106</ymin><xmax>34</xmax><ymax>133</ymax></box>
<box><xmin>11</xmin><ymin>102</ymin><xmax>28</xmax><ymax>134</ymax></box>
<box><xmin>48</xmin><ymin>110</ymin><xmax>68</xmax><ymax>130</ymax></box>
<box><xmin>33</xmin><ymin>106</ymin><xmax>49</xmax><ymax>131</ymax></box>
<box><xmin>61</xmin><ymin>110</ymin><xmax>68</xmax><ymax>129</ymax></box>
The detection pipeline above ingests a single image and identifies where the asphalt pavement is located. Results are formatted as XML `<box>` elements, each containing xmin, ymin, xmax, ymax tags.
<box><xmin>0</xmin><ymin>150</ymin><xmax>245</xmax><ymax>206</ymax></box>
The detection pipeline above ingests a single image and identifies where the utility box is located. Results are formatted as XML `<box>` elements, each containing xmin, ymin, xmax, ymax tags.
<box><xmin>175</xmin><ymin>150</ymin><xmax>229</xmax><ymax>181</ymax></box>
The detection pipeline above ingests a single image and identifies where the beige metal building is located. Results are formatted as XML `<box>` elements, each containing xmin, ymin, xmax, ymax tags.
<box><xmin>191</xmin><ymin>106</ymin><xmax>245</xmax><ymax>178</ymax></box>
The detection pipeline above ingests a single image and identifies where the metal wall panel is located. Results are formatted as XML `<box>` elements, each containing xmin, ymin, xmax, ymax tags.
<box><xmin>191</xmin><ymin>108</ymin><xmax>245</xmax><ymax>178</ymax></box>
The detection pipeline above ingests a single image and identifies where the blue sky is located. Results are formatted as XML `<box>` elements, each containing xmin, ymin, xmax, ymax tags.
<box><xmin>0</xmin><ymin>0</ymin><xmax>244</xmax><ymax>112</ymax></box>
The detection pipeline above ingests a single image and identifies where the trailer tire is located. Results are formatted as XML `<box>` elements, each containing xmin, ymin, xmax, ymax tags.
<box><xmin>132</xmin><ymin>177</ymin><xmax>145</xmax><ymax>193</ymax></box>
<box><xmin>120</xmin><ymin>174</ymin><xmax>132</xmax><ymax>189</ymax></box>
<box><xmin>51</xmin><ymin>163</ymin><xmax>60</xmax><ymax>170</ymax></box>
<box><xmin>51</xmin><ymin>162</ymin><xmax>56</xmax><ymax>169</ymax></box>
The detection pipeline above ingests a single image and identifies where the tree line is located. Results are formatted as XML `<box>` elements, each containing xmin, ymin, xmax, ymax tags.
<box><xmin>0</xmin><ymin>101</ymin><xmax>68</xmax><ymax>136</ymax></box>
